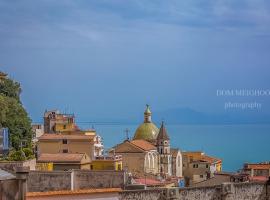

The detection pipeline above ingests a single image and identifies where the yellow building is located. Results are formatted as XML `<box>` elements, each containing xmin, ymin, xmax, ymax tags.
<box><xmin>38</xmin><ymin>134</ymin><xmax>95</xmax><ymax>160</ymax></box>
<box><xmin>36</xmin><ymin>162</ymin><xmax>53</xmax><ymax>171</ymax></box>
<box><xmin>44</xmin><ymin>110</ymin><xmax>78</xmax><ymax>133</ymax></box>
<box><xmin>55</xmin><ymin>123</ymin><xmax>75</xmax><ymax>132</ymax></box>
<box><xmin>90</xmin><ymin>155</ymin><xmax>122</xmax><ymax>171</ymax></box>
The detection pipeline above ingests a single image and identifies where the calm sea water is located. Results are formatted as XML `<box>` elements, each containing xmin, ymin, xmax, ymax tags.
<box><xmin>87</xmin><ymin>124</ymin><xmax>270</xmax><ymax>172</ymax></box>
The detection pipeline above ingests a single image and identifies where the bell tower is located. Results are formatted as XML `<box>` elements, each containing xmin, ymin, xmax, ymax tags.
<box><xmin>157</xmin><ymin>121</ymin><xmax>172</xmax><ymax>176</ymax></box>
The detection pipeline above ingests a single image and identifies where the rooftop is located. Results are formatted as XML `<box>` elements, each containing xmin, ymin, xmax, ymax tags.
<box><xmin>244</xmin><ymin>163</ymin><xmax>270</xmax><ymax>170</ymax></box>
<box><xmin>26</xmin><ymin>188</ymin><xmax>122</xmax><ymax>198</ymax></box>
<box><xmin>183</xmin><ymin>151</ymin><xmax>221</xmax><ymax>164</ymax></box>
<box><xmin>130</xmin><ymin>139</ymin><xmax>156</xmax><ymax>151</ymax></box>
<box><xmin>38</xmin><ymin>153</ymin><xmax>87</xmax><ymax>163</ymax></box>
<box><xmin>38</xmin><ymin>133</ymin><xmax>95</xmax><ymax>140</ymax></box>
<box><xmin>0</xmin><ymin>169</ymin><xmax>15</xmax><ymax>180</ymax></box>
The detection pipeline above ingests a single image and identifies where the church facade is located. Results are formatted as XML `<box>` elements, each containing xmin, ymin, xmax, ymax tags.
<box><xmin>113</xmin><ymin>105</ymin><xmax>182</xmax><ymax>178</ymax></box>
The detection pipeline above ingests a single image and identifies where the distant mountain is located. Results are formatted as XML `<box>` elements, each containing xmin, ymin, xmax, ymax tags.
<box><xmin>154</xmin><ymin>107</ymin><xmax>270</xmax><ymax>125</ymax></box>
<box><xmin>76</xmin><ymin>107</ymin><xmax>270</xmax><ymax>126</ymax></box>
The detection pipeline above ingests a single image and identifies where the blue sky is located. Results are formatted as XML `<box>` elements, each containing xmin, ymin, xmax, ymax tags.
<box><xmin>0</xmin><ymin>0</ymin><xmax>270</xmax><ymax>123</ymax></box>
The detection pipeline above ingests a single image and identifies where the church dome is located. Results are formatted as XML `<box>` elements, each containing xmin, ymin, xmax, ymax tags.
<box><xmin>133</xmin><ymin>105</ymin><xmax>159</xmax><ymax>142</ymax></box>
<box><xmin>133</xmin><ymin>122</ymin><xmax>159</xmax><ymax>141</ymax></box>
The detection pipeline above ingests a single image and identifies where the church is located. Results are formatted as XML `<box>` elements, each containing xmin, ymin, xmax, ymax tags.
<box><xmin>112</xmin><ymin>105</ymin><xmax>182</xmax><ymax>178</ymax></box>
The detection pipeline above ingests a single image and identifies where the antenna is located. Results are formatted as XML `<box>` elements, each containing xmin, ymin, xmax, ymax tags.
<box><xmin>125</xmin><ymin>128</ymin><xmax>130</xmax><ymax>141</ymax></box>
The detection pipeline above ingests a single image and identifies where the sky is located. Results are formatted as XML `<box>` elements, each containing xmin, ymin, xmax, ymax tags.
<box><xmin>0</xmin><ymin>0</ymin><xmax>270</xmax><ymax>123</ymax></box>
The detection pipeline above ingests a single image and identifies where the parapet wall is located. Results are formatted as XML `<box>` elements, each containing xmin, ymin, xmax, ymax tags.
<box><xmin>28</xmin><ymin>170</ymin><xmax>72</xmax><ymax>192</ymax></box>
<box><xmin>119</xmin><ymin>182</ymin><xmax>269</xmax><ymax>200</ymax></box>
<box><xmin>0</xmin><ymin>159</ymin><xmax>36</xmax><ymax>171</ymax></box>
<box><xmin>27</xmin><ymin>170</ymin><xmax>126</xmax><ymax>192</ymax></box>
<box><xmin>73</xmin><ymin>170</ymin><xmax>125</xmax><ymax>189</ymax></box>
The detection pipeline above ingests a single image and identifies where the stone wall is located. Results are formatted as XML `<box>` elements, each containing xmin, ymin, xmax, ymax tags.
<box><xmin>27</xmin><ymin>170</ymin><xmax>126</xmax><ymax>192</ymax></box>
<box><xmin>179</xmin><ymin>185</ymin><xmax>221</xmax><ymax>200</ymax></box>
<box><xmin>119</xmin><ymin>182</ymin><xmax>270</xmax><ymax>200</ymax></box>
<box><xmin>0</xmin><ymin>159</ymin><xmax>36</xmax><ymax>171</ymax></box>
<box><xmin>119</xmin><ymin>189</ymin><xmax>164</xmax><ymax>200</ymax></box>
<box><xmin>222</xmin><ymin>182</ymin><xmax>267</xmax><ymax>200</ymax></box>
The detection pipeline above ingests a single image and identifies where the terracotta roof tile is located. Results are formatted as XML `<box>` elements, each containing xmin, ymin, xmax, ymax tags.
<box><xmin>130</xmin><ymin>140</ymin><xmax>156</xmax><ymax>151</ymax></box>
<box><xmin>183</xmin><ymin>151</ymin><xmax>221</xmax><ymax>164</ymax></box>
<box><xmin>199</xmin><ymin>155</ymin><xmax>222</xmax><ymax>164</ymax></box>
<box><xmin>26</xmin><ymin>188</ymin><xmax>122</xmax><ymax>197</ymax></box>
<box><xmin>38</xmin><ymin>134</ymin><xmax>94</xmax><ymax>140</ymax></box>
<box><xmin>249</xmin><ymin>176</ymin><xmax>268</xmax><ymax>182</ymax></box>
<box><xmin>38</xmin><ymin>153</ymin><xmax>86</xmax><ymax>163</ymax></box>
<box><xmin>245</xmin><ymin>164</ymin><xmax>270</xmax><ymax>170</ymax></box>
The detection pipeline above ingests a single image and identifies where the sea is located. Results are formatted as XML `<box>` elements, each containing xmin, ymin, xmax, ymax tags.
<box><xmin>83</xmin><ymin>124</ymin><xmax>270</xmax><ymax>172</ymax></box>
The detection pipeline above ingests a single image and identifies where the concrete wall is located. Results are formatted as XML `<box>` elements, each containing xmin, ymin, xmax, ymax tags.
<box><xmin>27</xmin><ymin>170</ymin><xmax>126</xmax><ymax>192</ymax></box>
<box><xmin>73</xmin><ymin>170</ymin><xmax>125</xmax><ymax>189</ymax></box>
<box><xmin>0</xmin><ymin>179</ymin><xmax>20</xmax><ymax>200</ymax></box>
<box><xmin>0</xmin><ymin>167</ymin><xmax>29</xmax><ymax>200</ymax></box>
<box><xmin>28</xmin><ymin>171</ymin><xmax>72</xmax><ymax>192</ymax></box>
<box><xmin>119</xmin><ymin>182</ymin><xmax>270</xmax><ymax>200</ymax></box>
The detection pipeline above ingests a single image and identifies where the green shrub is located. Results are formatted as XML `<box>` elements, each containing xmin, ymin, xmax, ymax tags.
<box><xmin>8</xmin><ymin>150</ymin><xmax>26</xmax><ymax>161</ymax></box>
<box><xmin>22</xmin><ymin>147</ymin><xmax>33</xmax><ymax>159</ymax></box>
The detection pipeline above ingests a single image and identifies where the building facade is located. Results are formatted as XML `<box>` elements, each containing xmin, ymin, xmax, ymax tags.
<box><xmin>113</xmin><ymin>139</ymin><xmax>159</xmax><ymax>176</ymax></box>
<box><xmin>242</xmin><ymin>162</ymin><xmax>270</xmax><ymax>178</ymax></box>
<box><xmin>182</xmin><ymin>151</ymin><xmax>222</xmax><ymax>186</ymax></box>
<box><xmin>37</xmin><ymin>134</ymin><xmax>95</xmax><ymax>160</ymax></box>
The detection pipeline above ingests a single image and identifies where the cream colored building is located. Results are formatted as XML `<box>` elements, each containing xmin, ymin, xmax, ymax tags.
<box><xmin>37</xmin><ymin>134</ymin><xmax>95</xmax><ymax>160</ymax></box>
<box><xmin>113</xmin><ymin>139</ymin><xmax>158</xmax><ymax>176</ymax></box>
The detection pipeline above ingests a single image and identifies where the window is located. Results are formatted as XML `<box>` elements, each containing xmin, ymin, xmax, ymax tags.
<box><xmin>62</xmin><ymin>149</ymin><xmax>68</xmax><ymax>153</ymax></box>
<box><xmin>206</xmin><ymin>164</ymin><xmax>209</xmax><ymax>168</ymax></box>
<box><xmin>63</xmin><ymin>125</ymin><xmax>66</xmax><ymax>129</ymax></box>
<box><xmin>193</xmin><ymin>164</ymin><xmax>198</xmax><ymax>168</ymax></box>
<box><xmin>62</xmin><ymin>139</ymin><xmax>67</xmax><ymax>144</ymax></box>
<box><xmin>200</xmin><ymin>175</ymin><xmax>204</xmax><ymax>178</ymax></box>
<box><xmin>90</xmin><ymin>165</ymin><xmax>93</xmax><ymax>170</ymax></box>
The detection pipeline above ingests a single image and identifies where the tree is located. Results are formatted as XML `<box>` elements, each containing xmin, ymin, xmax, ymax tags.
<box><xmin>0</xmin><ymin>78</ymin><xmax>21</xmax><ymax>101</ymax></box>
<box><xmin>0</xmin><ymin>71</ymin><xmax>33</xmax><ymax>151</ymax></box>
